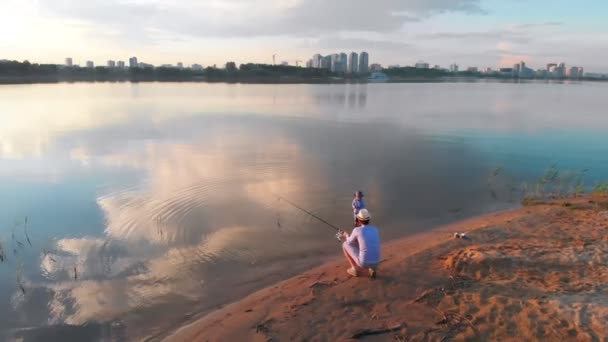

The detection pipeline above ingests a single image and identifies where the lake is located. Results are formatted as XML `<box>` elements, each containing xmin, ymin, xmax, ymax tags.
<box><xmin>1</xmin><ymin>81</ymin><xmax>607</xmax><ymax>341</ymax></box>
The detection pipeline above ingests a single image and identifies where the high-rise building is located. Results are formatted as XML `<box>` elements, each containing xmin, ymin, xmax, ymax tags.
<box><xmin>518</xmin><ymin>61</ymin><xmax>535</xmax><ymax>78</ymax></box>
<box><xmin>306</xmin><ymin>59</ymin><xmax>313</xmax><ymax>68</ymax></box>
<box><xmin>358</xmin><ymin>52</ymin><xmax>369</xmax><ymax>74</ymax></box>
<box><xmin>568</xmin><ymin>66</ymin><xmax>583</xmax><ymax>79</ymax></box>
<box><xmin>348</xmin><ymin>52</ymin><xmax>359</xmax><ymax>74</ymax></box>
<box><xmin>321</xmin><ymin>55</ymin><xmax>332</xmax><ymax>70</ymax></box>
<box><xmin>555</xmin><ymin>62</ymin><xmax>566</xmax><ymax>78</ymax></box>
<box><xmin>312</xmin><ymin>54</ymin><xmax>322</xmax><ymax>68</ymax></box>
<box><xmin>339</xmin><ymin>53</ymin><xmax>347</xmax><ymax>73</ymax></box>
<box><xmin>512</xmin><ymin>63</ymin><xmax>521</xmax><ymax>77</ymax></box>
<box><xmin>330</xmin><ymin>54</ymin><xmax>339</xmax><ymax>72</ymax></box>
<box><xmin>86</xmin><ymin>61</ymin><xmax>94</xmax><ymax>68</ymax></box>
<box><xmin>107</xmin><ymin>60</ymin><xmax>116</xmax><ymax>68</ymax></box>
<box><xmin>330</xmin><ymin>53</ymin><xmax>348</xmax><ymax>72</ymax></box>
<box><xmin>129</xmin><ymin>56</ymin><xmax>138</xmax><ymax>68</ymax></box>
<box><xmin>117</xmin><ymin>61</ymin><xmax>125</xmax><ymax>68</ymax></box>
<box><xmin>65</xmin><ymin>58</ymin><xmax>73</xmax><ymax>67</ymax></box>
<box><xmin>546</xmin><ymin>63</ymin><xmax>557</xmax><ymax>71</ymax></box>
<box><xmin>415</xmin><ymin>61</ymin><xmax>430</xmax><ymax>69</ymax></box>
<box><xmin>177</xmin><ymin>62</ymin><xmax>183</xmax><ymax>69</ymax></box>
<box><xmin>449</xmin><ymin>63</ymin><xmax>459</xmax><ymax>72</ymax></box>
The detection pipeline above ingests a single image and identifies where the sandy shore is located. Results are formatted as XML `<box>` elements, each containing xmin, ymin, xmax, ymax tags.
<box><xmin>165</xmin><ymin>195</ymin><xmax>608</xmax><ymax>341</ymax></box>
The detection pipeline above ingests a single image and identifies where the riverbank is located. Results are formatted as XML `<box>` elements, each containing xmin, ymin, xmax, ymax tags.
<box><xmin>164</xmin><ymin>195</ymin><xmax>608</xmax><ymax>341</ymax></box>
<box><xmin>2</xmin><ymin>76</ymin><xmax>607</xmax><ymax>85</ymax></box>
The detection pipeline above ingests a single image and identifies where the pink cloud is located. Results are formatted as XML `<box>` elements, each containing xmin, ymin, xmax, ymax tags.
<box><xmin>499</xmin><ymin>54</ymin><xmax>531</xmax><ymax>67</ymax></box>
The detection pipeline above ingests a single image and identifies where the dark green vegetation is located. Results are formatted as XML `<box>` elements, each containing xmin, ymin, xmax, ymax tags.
<box><xmin>0</xmin><ymin>60</ymin><xmax>359</xmax><ymax>84</ymax></box>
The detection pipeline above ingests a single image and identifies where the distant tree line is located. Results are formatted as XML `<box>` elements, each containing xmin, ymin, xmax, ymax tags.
<box><xmin>381</xmin><ymin>66</ymin><xmax>519</xmax><ymax>80</ymax></box>
<box><xmin>0</xmin><ymin>60</ymin><xmax>354</xmax><ymax>84</ymax></box>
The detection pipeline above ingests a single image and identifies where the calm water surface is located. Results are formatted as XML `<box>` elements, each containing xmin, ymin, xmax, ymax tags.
<box><xmin>1</xmin><ymin>81</ymin><xmax>607</xmax><ymax>341</ymax></box>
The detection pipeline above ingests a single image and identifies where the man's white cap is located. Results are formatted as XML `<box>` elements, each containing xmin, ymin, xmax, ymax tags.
<box><xmin>357</xmin><ymin>209</ymin><xmax>371</xmax><ymax>220</ymax></box>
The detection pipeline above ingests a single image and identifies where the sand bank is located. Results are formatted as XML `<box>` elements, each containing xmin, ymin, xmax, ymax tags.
<box><xmin>166</xmin><ymin>195</ymin><xmax>608</xmax><ymax>341</ymax></box>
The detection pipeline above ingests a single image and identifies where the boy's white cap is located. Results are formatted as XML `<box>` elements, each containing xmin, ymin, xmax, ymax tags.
<box><xmin>357</xmin><ymin>209</ymin><xmax>371</xmax><ymax>220</ymax></box>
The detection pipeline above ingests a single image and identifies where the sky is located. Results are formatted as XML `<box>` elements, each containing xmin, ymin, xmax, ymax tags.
<box><xmin>0</xmin><ymin>0</ymin><xmax>607</xmax><ymax>72</ymax></box>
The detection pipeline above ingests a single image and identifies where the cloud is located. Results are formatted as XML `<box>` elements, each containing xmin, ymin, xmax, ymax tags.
<box><xmin>498</xmin><ymin>54</ymin><xmax>532</xmax><ymax>67</ymax></box>
<box><xmin>512</xmin><ymin>21</ymin><xmax>563</xmax><ymax>29</ymax></box>
<box><xmin>39</xmin><ymin>0</ymin><xmax>485</xmax><ymax>40</ymax></box>
<box><xmin>418</xmin><ymin>29</ymin><xmax>531</xmax><ymax>44</ymax></box>
<box><xmin>314</xmin><ymin>37</ymin><xmax>413</xmax><ymax>51</ymax></box>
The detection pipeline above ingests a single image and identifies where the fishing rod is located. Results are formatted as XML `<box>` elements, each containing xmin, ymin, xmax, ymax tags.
<box><xmin>274</xmin><ymin>194</ymin><xmax>343</xmax><ymax>236</ymax></box>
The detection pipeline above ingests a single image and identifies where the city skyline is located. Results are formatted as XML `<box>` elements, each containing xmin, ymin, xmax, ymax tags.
<box><xmin>42</xmin><ymin>53</ymin><xmax>587</xmax><ymax>75</ymax></box>
<box><xmin>28</xmin><ymin>53</ymin><xmax>594</xmax><ymax>80</ymax></box>
<box><xmin>1</xmin><ymin>1</ymin><xmax>607</xmax><ymax>72</ymax></box>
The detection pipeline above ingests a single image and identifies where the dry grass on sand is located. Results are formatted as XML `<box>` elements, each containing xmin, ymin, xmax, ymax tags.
<box><xmin>166</xmin><ymin>195</ymin><xmax>608</xmax><ymax>341</ymax></box>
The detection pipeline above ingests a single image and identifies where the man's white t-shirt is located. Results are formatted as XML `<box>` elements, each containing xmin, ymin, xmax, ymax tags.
<box><xmin>345</xmin><ymin>224</ymin><xmax>381</xmax><ymax>266</ymax></box>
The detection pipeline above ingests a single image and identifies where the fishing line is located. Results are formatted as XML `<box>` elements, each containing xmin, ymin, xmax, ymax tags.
<box><xmin>273</xmin><ymin>194</ymin><xmax>341</xmax><ymax>232</ymax></box>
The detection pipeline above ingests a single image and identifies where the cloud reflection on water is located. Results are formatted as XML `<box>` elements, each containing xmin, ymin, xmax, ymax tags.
<box><xmin>27</xmin><ymin>124</ymin><xmax>332</xmax><ymax>333</ymax></box>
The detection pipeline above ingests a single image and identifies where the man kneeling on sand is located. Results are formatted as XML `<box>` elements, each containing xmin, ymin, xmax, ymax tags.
<box><xmin>342</xmin><ymin>209</ymin><xmax>381</xmax><ymax>278</ymax></box>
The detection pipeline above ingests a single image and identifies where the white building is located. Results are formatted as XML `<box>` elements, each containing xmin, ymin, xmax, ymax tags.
<box><xmin>415</xmin><ymin>61</ymin><xmax>430</xmax><ymax>69</ymax></box>
<box><xmin>177</xmin><ymin>62</ymin><xmax>183</xmax><ymax>69</ymax></box>
<box><xmin>449</xmin><ymin>63</ymin><xmax>459</xmax><ymax>72</ymax></box>
<box><xmin>192</xmin><ymin>64</ymin><xmax>203</xmax><ymax>71</ymax></box>
<box><xmin>129</xmin><ymin>56</ymin><xmax>138</xmax><ymax>68</ymax></box>
<box><xmin>117</xmin><ymin>61</ymin><xmax>125</xmax><ymax>68</ymax></box>
<box><xmin>65</xmin><ymin>58</ymin><xmax>73</xmax><ymax>67</ymax></box>
<box><xmin>370</xmin><ymin>63</ymin><xmax>382</xmax><ymax>72</ymax></box>
<box><xmin>86</xmin><ymin>61</ymin><xmax>94</xmax><ymax>68</ymax></box>
<box><xmin>359</xmin><ymin>51</ymin><xmax>369</xmax><ymax>74</ymax></box>
<box><xmin>107</xmin><ymin>60</ymin><xmax>116</xmax><ymax>68</ymax></box>
<box><xmin>555</xmin><ymin>62</ymin><xmax>566</xmax><ymax>78</ymax></box>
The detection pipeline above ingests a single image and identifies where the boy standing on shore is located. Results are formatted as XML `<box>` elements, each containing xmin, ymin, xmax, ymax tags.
<box><xmin>352</xmin><ymin>191</ymin><xmax>365</xmax><ymax>227</ymax></box>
